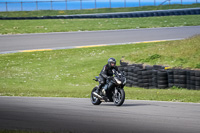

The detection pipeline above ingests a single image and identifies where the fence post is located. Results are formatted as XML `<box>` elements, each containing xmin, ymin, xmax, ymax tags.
<box><xmin>36</xmin><ymin>1</ymin><xmax>38</xmax><ymax>10</ymax></box>
<box><xmin>139</xmin><ymin>0</ymin><xmax>140</xmax><ymax>7</ymax></box>
<box><xmin>65</xmin><ymin>0</ymin><xmax>67</xmax><ymax>10</ymax></box>
<box><xmin>5</xmin><ymin>2</ymin><xmax>7</xmax><ymax>12</ymax></box>
<box><xmin>154</xmin><ymin>0</ymin><xmax>156</xmax><ymax>6</ymax></box>
<box><xmin>51</xmin><ymin>0</ymin><xmax>53</xmax><ymax>10</ymax></box>
<box><xmin>80</xmin><ymin>0</ymin><xmax>82</xmax><ymax>10</ymax></box>
<box><xmin>124</xmin><ymin>0</ymin><xmax>126</xmax><ymax>8</ymax></box>
<box><xmin>21</xmin><ymin>2</ymin><xmax>23</xmax><ymax>11</ymax></box>
<box><xmin>110</xmin><ymin>0</ymin><xmax>111</xmax><ymax>8</ymax></box>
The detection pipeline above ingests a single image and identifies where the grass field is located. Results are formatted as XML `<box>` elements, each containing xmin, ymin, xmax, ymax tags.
<box><xmin>0</xmin><ymin>15</ymin><xmax>200</xmax><ymax>34</ymax></box>
<box><xmin>0</xmin><ymin>35</ymin><xmax>200</xmax><ymax>103</ymax></box>
<box><xmin>0</xmin><ymin>3</ymin><xmax>200</xmax><ymax>17</ymax></box>
<box><xmin>125</xmin><ymin>35</ymin><xmax>200</xmax><ymax>69</ymax></box>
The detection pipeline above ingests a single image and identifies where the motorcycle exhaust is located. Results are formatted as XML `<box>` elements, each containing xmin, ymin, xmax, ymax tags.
<box><xmin>92</xmin><ymin>92</ymin><xmax>105</xmax><ymax>102</ymax></box>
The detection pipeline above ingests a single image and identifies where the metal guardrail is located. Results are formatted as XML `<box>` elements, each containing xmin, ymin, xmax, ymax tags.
<box><xmin>0</xmin><ymin>0</ymin><xmax>199</xmax><ymax>12</ymax></box>
<box><xmin>0</xmin><ymin>8</ymin><xmax>199</xmax><ymax>20</ymax></box>
<box><xmin>159</xmin><ymin>0</ymin><xmax>171</xmax><ymax>6</ymax></box>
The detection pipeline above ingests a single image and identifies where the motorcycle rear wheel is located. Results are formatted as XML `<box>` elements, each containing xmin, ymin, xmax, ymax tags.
<box><xmin>113</xmin><ymin>89</ymin><xmax>125</xmax><ymax>106</ymax></box>
<box><xmin>91</xmin><ymin>87</ymin><xmax>102</xmax><ymax>105</ymax></box>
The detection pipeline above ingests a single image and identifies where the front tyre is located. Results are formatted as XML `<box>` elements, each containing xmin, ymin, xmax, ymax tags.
<box><xmin>113</xmin><ymin>89</ymin><xmax>125</xmax><ymax>106</ymax></box>
<box><xmin>91</xmin><ymin>87</ymin><xmax>102</xmax><ymax>105</ymax></box>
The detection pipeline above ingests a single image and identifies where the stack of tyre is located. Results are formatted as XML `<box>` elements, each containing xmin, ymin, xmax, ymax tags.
<box><xmin>167</xmin><ymin>70</ymin><xmax>174</xmax><ymax>88</ymax></box>
<box><xmin>173</xmin><ymin>69</ymin><xmax>187</xmax><ymax>89</ymax></box>
<box><xmin>188</xmin><ymin>70</ymin><xmax>195</xmax><ymax>90</ymax></box>
<box><xmin>137</xmin><ymin>69</ymin><xmax>146</xmax><ymax>88</ymax></box>
<box><xmin>166</xmin><ymin>69</ymin><xmax>200</xmax><ymax>90</ymax></box>
<box><xmin>195</xmin><ymin>71</ymin><xmax>200</xmax><ymax>90</ymax></box>
<box><xmin>126</xmin><ymin>66</ymin><xmax>135</xmax><ymax>87</ymax></box>
<box><xmin>186</xmin><ymin>70</ymin><xmax>200</xmax><ymax>90</ymax></box>
<box><xmin>119</xmin><ymin>62</ymin><xmax>200</xmax><ymax>90</ymax></box>
<box><xmin>144</xmin><ymin>65</ymin><xmax>154</xmax><ymax>88</ymax></box>
<box><xmin>152</xmin><ymin>70</ymin><xmax>158</xmax><ymax>88</ymax></box>
<box><xmin>118</xmin><ymin>65</ymin><xmax>141</xmax><ymax>87</ymax></box>
<box><xmin>157</xmin><ymin>70</ymin><xmax>168</xmax><ymax>89</ymax></box>
<box><xmin>132</xmin><ymin>68</ymin><xmax>139</xmax><ymax>87</ymax></box>
<box><xmin>137</xmin><ymin>69</ymin><xmax>153</xmax><ymax>89</ymax></box>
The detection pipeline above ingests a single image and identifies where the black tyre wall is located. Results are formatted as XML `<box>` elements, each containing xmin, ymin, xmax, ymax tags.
<box><xmin>119</xmin><ymin>63</ymin><xmax>200</xmax><ymax>90</ymax></box>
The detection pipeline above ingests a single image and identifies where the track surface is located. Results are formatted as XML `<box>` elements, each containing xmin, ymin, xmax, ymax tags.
<box><xmin>0</xmin><ymin>97</ymin><xmax>200</xmax><ymax>133</ymax></box>
<box><xmin>0</xmin><ymin>26</ymin><xmax>200</xmax><ymax>53</ymax></box>
<box><xmin>1</xmin><ymin>26</ymin><xmax>200</xmax><ymax>132</ymax></box>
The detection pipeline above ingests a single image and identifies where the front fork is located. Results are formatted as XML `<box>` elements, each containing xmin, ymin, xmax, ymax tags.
<box><xmin>113</xmin><ymin>87</ymin><xmax>123</xmax><ymax>101</ymax></box>
<box><xmin>113</xmin><ymin>87</ymin><xmax>119</xmax><ymax>98</ymax></box>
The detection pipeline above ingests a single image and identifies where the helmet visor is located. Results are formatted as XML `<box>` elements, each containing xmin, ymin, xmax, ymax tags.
<box><xmin>111</xmin><ymin>62</ymin><xmax>116</xmax><ymax>66</ymax></box>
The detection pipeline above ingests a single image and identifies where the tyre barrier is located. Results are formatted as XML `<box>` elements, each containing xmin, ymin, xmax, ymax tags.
<box><xmin>118</xmin><ymin>61</ymin><xmax>200</xmax><ymax>90</ymax></box>
<box><xmin>0</xmin><ymin>8</ymin><xmax>200</xmax><ymax>20</ymax></box>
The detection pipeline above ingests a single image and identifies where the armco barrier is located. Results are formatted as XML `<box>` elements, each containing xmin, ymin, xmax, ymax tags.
<box><xmin>119</xmin><ymin>61</ymin><xmax>200</xmax><ymax>90</ymax></box>
<box><xmin>0</xmin><ymin>8</ymin><xmax>200</xmax><ymax>20</ymax></box>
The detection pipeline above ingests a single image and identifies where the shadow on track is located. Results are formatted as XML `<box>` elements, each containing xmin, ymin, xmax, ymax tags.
<box><xmin>122</xmin><ymin>103</ymin><xmax>151</xmax><ymax>107</ymax></box>
<box><xmin>99</xmin><ymin>103</ymin><xmax>151</xmax><ymax>107</ymax></box>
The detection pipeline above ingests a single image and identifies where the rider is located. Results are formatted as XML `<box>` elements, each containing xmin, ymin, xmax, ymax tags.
<box><xmin>98</xmin><ymin>58</ymin><xmax>119</xmax><ymax>95</ymax></box>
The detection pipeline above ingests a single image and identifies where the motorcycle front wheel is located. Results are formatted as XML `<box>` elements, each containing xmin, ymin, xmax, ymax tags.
<box><xmin>113</xmin><ymin>89</ymin><xmax>125</xmax><ymax>106</ymax></box>
<box><xmin>91</xmin><ymin>87</ymin><xmax>102</xmax><ymax>105</ymax></box>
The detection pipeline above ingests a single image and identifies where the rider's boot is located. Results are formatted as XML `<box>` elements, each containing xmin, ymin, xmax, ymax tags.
<box><xmin>97</xmin><ymin>84</ymin><xmax>107</xmax><ymax>96</ymax></box>
<box><xmin>102</xmin><ymin>84</ymin><xmax>108</xmax><ymax>96</ymax></box>
<box><xmin>102</xmin><ymin>88</ymin><xmax>106</xmax><ymax>96</ymax></box>
<box><xmin>98</xmin><ymin>84</ymin><xmax>108</xmax><ymax>102</ymax></box>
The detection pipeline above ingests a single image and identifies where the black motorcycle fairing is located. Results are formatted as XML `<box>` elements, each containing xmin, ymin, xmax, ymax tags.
<box><xmin>91</xmin><ymin>68</ymin><xmax>126</xmax><ymax>106</ymax></box>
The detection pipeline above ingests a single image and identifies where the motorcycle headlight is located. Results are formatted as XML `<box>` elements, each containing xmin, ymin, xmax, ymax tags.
<box><xmin>114</xmin><ymin>77</ymin><xmax>122</xmax><ymax>84</ymax></box>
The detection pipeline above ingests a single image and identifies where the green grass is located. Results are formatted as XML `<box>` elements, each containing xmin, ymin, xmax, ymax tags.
<box><xmin>125</xmin><ymin>35</ymin><xmax>200</xmax><ymax>69</ymax></box>
<box><xmin>0</xmin><ymin>15</ymin><xmax>200</xmax><ymax>35</ymax></box>
<box><xmin>125</xmin><ymin>87</ymin><xmax>200</xmax><ymax>102</ymax></box>
<box><xmin>0</xmin><ymin>35</ymin><xmax>200</xmax><ymax>103</ymax></box>
<box><xmin>0</xmin><ymin>3</ymin><xmax>200</xmax><ymax>17</ymax></box>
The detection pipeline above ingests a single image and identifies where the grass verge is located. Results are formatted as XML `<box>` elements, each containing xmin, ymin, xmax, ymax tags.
<box><xmin>0</xmin><ymin>4</ymin><xmax>200</xmax><ymax>17</ymax></box>
<box><xmin>124</xmin><ymin>35</ymin><xmax>200</xmax><ymax>69</ymax></box>
<box><xmin>0</xmin><ymin>35</ymin><xmax>200</xmax><ymax>103</ymax></box>
<box><xmin>0</xmin><ymin>15</ymin><xmax>200</xmax><ymax>35</ymax></box>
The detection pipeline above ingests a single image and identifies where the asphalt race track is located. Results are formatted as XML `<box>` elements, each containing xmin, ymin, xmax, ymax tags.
<box><xmin>0</xmin><ymin>26</ymin><xmax>200</xmax><ymax>53</ymax></box>
<box><xmin>0</xmin><ymin>26</ymin><xmax>200</xmax><ymax>133</ymax></box>
<box><xmin>0</xmin><ymin>97</ymin><xmax>200</xmax><ymax>133</ymax></box>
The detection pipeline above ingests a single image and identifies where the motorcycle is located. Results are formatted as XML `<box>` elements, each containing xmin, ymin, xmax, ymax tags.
<box><xmin>91</xmin><ymin>69</ymin><xmax>126</xmax><ymax>106</ymax></box>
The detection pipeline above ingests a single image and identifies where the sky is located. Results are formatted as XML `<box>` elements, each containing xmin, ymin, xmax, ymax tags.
<box><xmin>0</xmin><ymin>0</ymin><xmax>198</xmax><ymax>2</ymax></box>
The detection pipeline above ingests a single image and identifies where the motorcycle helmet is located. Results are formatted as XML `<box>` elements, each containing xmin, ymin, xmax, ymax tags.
<box><xmin>108</xmin><ymin>58</ymin><xmax>116</xmax><ymax>67</ymax></box>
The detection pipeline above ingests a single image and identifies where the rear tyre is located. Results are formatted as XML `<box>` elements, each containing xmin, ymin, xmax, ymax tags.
<box><xmin>91</xmin><ymin>87</ymin><xmax>102</xmax><ymax>105</ymax></box>
<box><xmin>113</xmin><ymin>89</ymin><xmax>125</xmax><ymax>106</ymax></box>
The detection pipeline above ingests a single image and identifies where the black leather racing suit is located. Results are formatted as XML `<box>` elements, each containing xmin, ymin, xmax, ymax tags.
<box><xmin>98</xmin><ymin>64</ymin><xmax>119</xmax><ymax>89</ymax></box>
